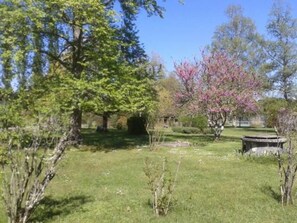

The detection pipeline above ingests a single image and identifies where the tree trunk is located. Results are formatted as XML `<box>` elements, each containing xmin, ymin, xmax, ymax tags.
<box><xmin>214</xmin><ymin>128</ymin><xmax>221</xmax><ymax>141</ymax></box>
<box><xmin>232</xmin><ymin>116</ymin><xmax>237</xmax><ymax>127</ymax></box>
<box><xmin>69</xmin><ymin>108</ymin><xmax>82</xmax><ymax>144</ymax></box>
<box><xmin>102</xmin><ymin>112</ymin><xmax>108</xmax><ymax>132</ymax></box>
<box><xmin>68</xmin><ymin>23</ymin><xmax>83</xmax><ymax>144</ymax></box>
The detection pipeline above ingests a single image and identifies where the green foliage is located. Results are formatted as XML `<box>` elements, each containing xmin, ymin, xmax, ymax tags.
<box><xmin>0</xmin><ymin>90</ymin><xmax>26</xmax><ymax>128</ymax></box>
<box><xmin>211</xmin><ymin>4</ymin><xmax>264</xmax><ymax>74</ymax></box>
<box><xmin>172</xmin><ymin>127</ymin><xmax>199</xmax><ymax>134</ymax></box>
<box><xmin>172</xmin><ymin>127</ymin><xmax>206</xmax><ymax>134</ymax></box>
<box><xmin>82</xmin><ymin>113</ymin><xmax>101</xmax><ymax>128</ymax></box>
<box><xmin>264</xmin><ymin>1</ymin><xmax>297</xmax><ymax>100</ymax></box>
<box><xmin>260</xmin><ymin>98</ymin><xmax>288</xmax><ymax>127</ymax></box>
<box><xmin>178</xmin><ymin>115</ymin><xmax>208</xmax><ymax>133</ymax></box>
<box><xmin>127</xmin><ymin>116</ymin><xmax>147</xmax><ymax>135</ymax></box>
<box><xmin>179</xmin><ymin>116</ymin><xmax>192</xmax><ymax>127</ymax></box>
<box><xmin>191</xmin><ymin>115</ymin><xmax>208</xmax><ymax>133</ymax></box>
<box><xmin>155</xmin><ymin>75</ymin><xmax>181</xmax><ymax>119</ymax></box>
<box><xmin>0</xmin><ymin>0</ymin><xmax>161</xmax><ymax>142</ymax></box>
<box><xmin>0</xmin><ymin>100</ymin><xmax>22</xmax><ymax>129</ymax></box>
<box><xmin>0</xmin><ymin>145</ymin><xmax>8</xmax><ymax>166</ymax></box>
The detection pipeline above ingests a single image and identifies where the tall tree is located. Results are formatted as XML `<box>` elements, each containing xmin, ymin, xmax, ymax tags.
<box><xmin>116</xmin><ymin>2</ymin><xmax>147</xmax><ymax>65</ymax></box>
<box><xmin>264</xmin><ymin>1</ymin><xmax>297</xmax><ymax>101</ymax></box>
<box><xmin>0</xmin><ymin>0</ymin><xmax>166</xmax><ymax>143</ymax></box>
<box><xmin>211</xmin><ymin>5</ymin><xmax>265</xmax><ymax>74</ymax></box>
<box><xmin>157</xmin><ymin>74</ymin><xmax>180</xmax><ymax>120</ymax></box>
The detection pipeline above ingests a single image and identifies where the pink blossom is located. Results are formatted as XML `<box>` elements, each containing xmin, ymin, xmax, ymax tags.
<box><xmin>174</xmin><ymin>51</ymin><xmax>262</xmax><ymax>139</ymax></box>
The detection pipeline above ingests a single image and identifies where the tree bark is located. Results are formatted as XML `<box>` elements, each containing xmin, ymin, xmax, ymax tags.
<box><xmin>102</xmin><ymin>112</ymin><xmax>108</xmax><ymax>132</ymax></box>
<box><xmin>68</xmin><ymin>23</ymin><xmax>83</xmax><ymax>144</ymax></box>
<box><xmin>69</xmin><ymin>108</ymin><xmax>82</xmax><ymax>143</ymax></box>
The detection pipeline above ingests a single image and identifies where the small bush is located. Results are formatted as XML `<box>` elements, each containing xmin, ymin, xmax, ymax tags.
<box><xmin>172</xmin><ymin>127</ymin><xmax>212</xmax><ymax>134</ymax></box>
<box><xmin>192</xmin><ymin>115</ymin><xmax>208</xmax><ymax>133</ymax></box>
<box><xmin>179</xmin><ymin>116</ymin><xmax>192</xmax><ymax>127</ymax></box>
<box><xmin>127</xmin><ymin>116</ymin><xmax>147</xmax><ymax>135</ymax></box>
<box><xmin>147</xmin><ymin>128</ymin><xmax>165</xmax><ymax>151</ymax></box>
<box><xmin>1</xmin><ymin>129</ymin><xmax>70</xmax><ymax>223</ymax></box>
<box><xmin>116</xmin><ymin>116</ymin><xmax>127</xmax><ymax>130</ymax></box>
<box><xmin>144</xmin><ymin>157</ymin><xmax>181</xmax><ymax>216</ymax></box>
<box><xmin>276</xmin><ymin>108</ymin><xmax>297</xmax><ymax>206</ymax></box>
<box><xmin>172</xmin><ymin>127</ymin><xmax>201</xmax><ymax>134</ymax></box>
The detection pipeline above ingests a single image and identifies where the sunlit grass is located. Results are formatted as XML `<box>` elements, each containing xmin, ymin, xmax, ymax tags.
<box><xmin>1</xmin><ymin>127</ymin><xmax>297</xmax><ymax>223</ymax></box>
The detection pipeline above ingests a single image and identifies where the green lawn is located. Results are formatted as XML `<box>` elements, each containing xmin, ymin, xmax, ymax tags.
<box><xmin>2</xmin><ymin>127</ymin><xmax>297</xmax><ymax>223</ymax></box>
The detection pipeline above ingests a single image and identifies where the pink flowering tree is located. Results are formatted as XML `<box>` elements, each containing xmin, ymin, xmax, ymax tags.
<box><xmin>175</xmin><ymin>52</ymin><xmax>261</xmax><ymax>140</ymax></box>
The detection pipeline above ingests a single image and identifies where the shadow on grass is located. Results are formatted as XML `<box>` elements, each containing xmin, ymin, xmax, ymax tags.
<box><xmin>166</xmin><ymin>133</ymin><xmax>240</xmax><ymax>145</ymax></box>
<box><xmin>31</xmin><ymin>195</ymin><xmax>93</xmax><ymax>222</ymax></box>
<box><xmin>81</xmin><ymin>127</ymin><xmax>275</xmax><ymax>152</ymax></box>
<box><xmin>165</xmin><ymin>134</ymin><xmax>214</xmax><ymax>143</ymax></box>
<box><xmin>80</xmin><ymin>128</ymin><xmax>148</xmax><ymax>152</ymax></box>
<box><xmin>80</xmin><ymin>128</ymin><xmax>246</xmax><ymax>152</ymax></box>
<box><xmin>231</xmin><ymin>127</ymin><xmax>275</xmax><ymax>133</ymax></box>
<box><xmin>261</xmin><ymin>185</ymin><xmax>281</xmax><ymax>203</ymax></box>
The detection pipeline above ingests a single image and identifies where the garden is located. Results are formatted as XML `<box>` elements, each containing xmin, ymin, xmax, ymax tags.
<box><xmin>1</xmin><ymin>0</ymin><xmax>297</xmax><ymax>222</ymax></box>
<box><xmin>1</xmin><ymin>127</ymin><xmax>297</xmax><ymax>223</ymax></box>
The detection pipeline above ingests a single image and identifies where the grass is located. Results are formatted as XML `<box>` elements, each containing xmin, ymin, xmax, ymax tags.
<box><xmin>1</xmin><ymin>127</ymin><xmax>297</xmax><ymax>223</ymax></box>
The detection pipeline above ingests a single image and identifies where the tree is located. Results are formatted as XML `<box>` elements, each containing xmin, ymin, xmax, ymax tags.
<box><xmin>175</xmin><ymin>52</ymin><xmax>261</xmax><ymax>140</ymax></box>
<box><xmin>156</xmin><ymin>75</ymin><xmax>181</xmax><ymax>123</ymax></box>
<box><xmin>114</xmin><ymin>1</ymin><xmax>148</xmax><ymax>65</ymax></box>
<box><xmin>263</xmin><ymin>1</ymin><xmax>297</xmax><ymax>101</ymax></box>
<box><xmin>259</xmin><ymin>97</ymin><xmax>288</xmax><ymax>127</ymax></box>
<box><xmin>146</xmin><ymin>54</ymin><xmax>178</xmax><ymax>122</ymax></box>
<box><xmin>211</xmin><ymin>5</ymin><xmax>265</xmax><ymax>74</ymax></box>
<box><xmin>0</xmin><ymin>0</ymin><xmax>167</xmax><ymax>143</ymax></box>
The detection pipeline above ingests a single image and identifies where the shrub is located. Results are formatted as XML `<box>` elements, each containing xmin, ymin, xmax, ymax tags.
<box><xmin>178</xmin><ymin>116</ymin><xmax>192</xmax><ymax>127</ymax></box>
<box><xmin>191</xmin><ymin>115</ymin><xmax>208</xmax><ymax>133</ymax></box>
<box><xmin>172</xmin><ymin>127</ymin><xmax>212</xmax><ymax>134</ymax></box>
<box><xmin>144</xmin><ymin>157</ymin><xmax>181</xmax><ymax>216</ymax></box>
<box><xmin>116</xmin><ymin>116</ymin><xmax>127</xmax><ymax>130</ymax></box>
<box><xmin>127</xmin><ymin>116</ymin><xmax>147</xmax><ymax>135</ymax></box>
<box><xmin>147</xmin><ymin>128</ymin><xmax>165</xmax><ymax>151</ymax></box>
<box><xmin>1</xmin><ymin>129</ymin><xmax>70</xmax><ymax>223</ymax></box>
<box><xmin>275</xmin><ymin>108</ymin><xmax>297</xmax><ymax>205</ymax></box>
<box><xmin>172</xmin><ymin>127</ymin><xmax>201</xmax><ymax>134</ymax></box>
<box><xmin>260</xmin><ymin>98</ymin><xmax>288</xmax><ymax>127</ymax></box>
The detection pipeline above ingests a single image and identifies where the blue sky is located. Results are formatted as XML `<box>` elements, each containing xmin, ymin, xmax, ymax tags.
<box><xmin>135</xmin><ymin>0</ymin><xmax>297</xmax><ymax>72</ymax></box>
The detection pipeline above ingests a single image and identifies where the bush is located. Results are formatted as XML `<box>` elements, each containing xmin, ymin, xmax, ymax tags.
<box><xmin>191</xmin><ymin>115</ymin><xmax>208</xmax><ymax>133</ymax></box>
<box><xmin>116</xmin><ymin>116</ymin><xmax>127</xmax><ymax>130</ymax></box>
<box><xmin>172</xmin><ymin>127</ymin><xmax>201</xmax><ymax>134</ymax></box>
<box><xmin>127</xmin><ymin>116</ymin><xmax>147</xmax><ymax>135</ymax></box>
<box><xmin>1</xmin><ymin>128</ymin><xmax>70</xmax><ymax>223</ymax></box>
<box><xmin>260</xmin><ymin>98</ymin><xmax>288</xmax><ymax>127</ymax></box>
<box><xmin>144</xmin><ymin>157</ymin><xmax>181</xmax><ymax>216</ymax></box>
<box><xmin>178</xmin><ymin>116</ymin><xmax>192</xmax><ymax>127</ymax></box>
<box><xmin>172</xmin><ymin>127</ymin><xmax>211</xmax><ymax>134</ymax></box>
